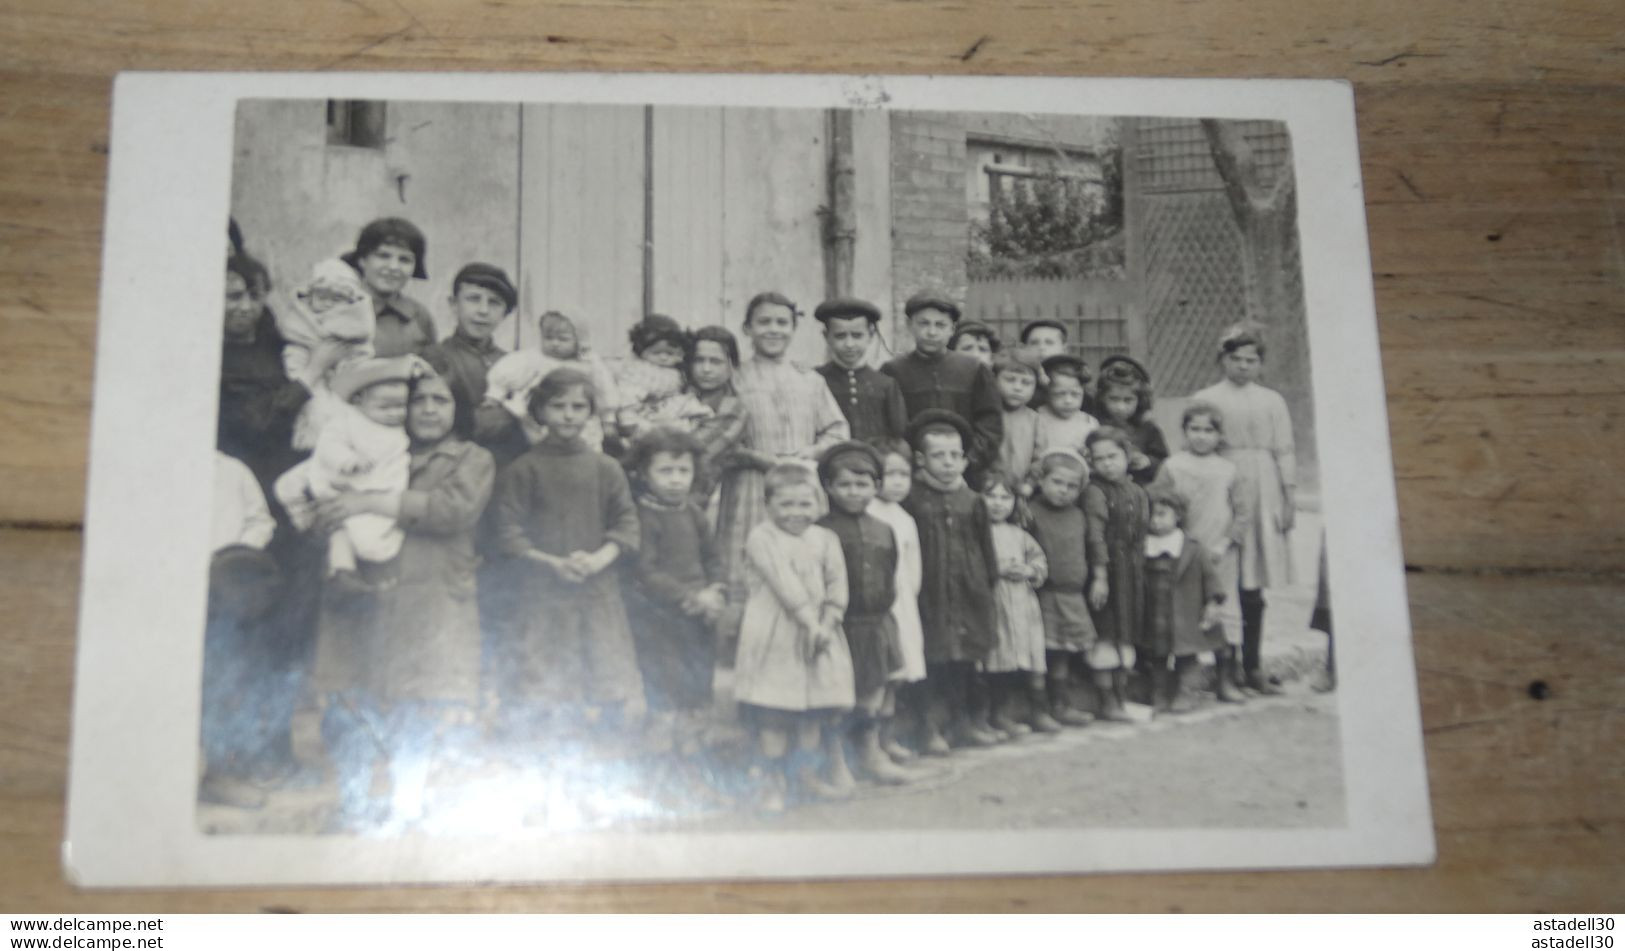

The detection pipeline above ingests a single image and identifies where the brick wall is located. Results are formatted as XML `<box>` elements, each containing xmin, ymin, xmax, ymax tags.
<box><xmin>888</xmin><ymin>112</ymin><xmax>969</xmax><ymax>346</ymax></box>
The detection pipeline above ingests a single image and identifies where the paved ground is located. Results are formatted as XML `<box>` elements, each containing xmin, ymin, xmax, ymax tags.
<box><xmin>200</xmin><ymin>510</ymin><xmax>1338</xmax><ymax>836</ymax></box>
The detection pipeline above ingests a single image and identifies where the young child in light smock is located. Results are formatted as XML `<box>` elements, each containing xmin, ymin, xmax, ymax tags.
<box><xmin>615</xmin><ymin>314</ymin><xmax>712</xmax><ymax>442</ymax></box>
<box><xmin>275</xmin><ymin>357</ymin><xmax>415</xmax><ymax>593</ymax></box>
<box><xmin>280</xmin><ymin>257</ymin><xmax>377</xmax><ymax>449</ymax></box>
<box><xmin>483</xmin><ymin>310</ymin><xmax>622</xmax><ymax>451</ymax></box>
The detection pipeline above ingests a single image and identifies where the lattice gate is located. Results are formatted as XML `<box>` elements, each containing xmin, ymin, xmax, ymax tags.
<box><xmin>1125</xmin><ymin>118</ymin><xmax>1297</xmax><ymax>398</ymax></box>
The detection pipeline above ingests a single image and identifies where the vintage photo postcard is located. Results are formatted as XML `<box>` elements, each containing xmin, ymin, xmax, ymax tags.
<box><xmin>65</xmin><ymin>72</ymin><xmax>1431</xmax><ymax>886</ymax></box>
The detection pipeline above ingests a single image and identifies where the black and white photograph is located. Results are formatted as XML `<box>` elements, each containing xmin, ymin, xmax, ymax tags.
<box><xmin>67</xmin><ymin>73</ymin><xmax>1429</xmax><ymax>886</ymax></box>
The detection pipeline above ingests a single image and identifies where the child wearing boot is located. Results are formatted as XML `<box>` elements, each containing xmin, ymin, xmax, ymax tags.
<box><xmin>981</xmin><ymin>468</ymin><xmax>1055</xmax><ymax>736</ymax></box>
<box><xmin>1142</xmin><ymin>489</ymin><xmax>1227</xmax><ymax>715</ymax></box>
<box><xmin>901</xmin><ymin>410</ymin><xmax>1001</xmax><ymax>754</ymax></box>
<box><xmin>1191</xmin><ymin>322</ymin><xmax>1298</xmax><ymax>696</ymax></box>
<box><xmin>622</xmin><ymin>427</ymin><xmax>729</xmax><ymax>805</ymax></box>
<box><xmin>817</xmin><ymin>442</ymin><xmax>912</xmax><ymax>786</ymax></box>
<box><xmin>1028</xmin><ymin>448</ymin><xmax>1098</xmax><ymax>728</ymax></box>
<box><xmin>1083</xmin><ymin>427</ymin><xmax>1150</xmax><ymax>721</ymax></box>
<box><xmin>1152</xmin><ymin>401</ymin><xmax>1250</xmax><ymax>703</ymax></box>
<box><xmin>733</xmin><ymin>464</ymin><xmax>856</xmax><ymax>810</ymax></box>
<box><xmin>868</xmin><ymin>441</ymin><xmax>928</xmax><ymax>763</ymax></box>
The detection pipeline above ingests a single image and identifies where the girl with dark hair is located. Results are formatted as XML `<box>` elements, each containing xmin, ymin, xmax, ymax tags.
<box><xmin>1095</xmin><ymin>355</ymin><xmax>1169</xmax><ymax>485</ymax></box>
<box><xmin>341</xmin><ymin>217</ymin><xmax>437</xmax><ymax>358</ymax></box>
<box><xmin>306</xmin><ymin>371</ymin><xmax>497</xmax><ymax>828</ymax></box>
<box><xmin>615</xmin><ymin>314</ymin><xmax>712</xmax><ymax>441</ymax></box>
<box><xmin>685</xmin><ymin>324</ymin><xmax>750</xmax><ymax>506</ymax></box>
<box><xmin>489</xmin><ymin>367</ymin><xmax>645</xmax><ymax>731</ymax></box>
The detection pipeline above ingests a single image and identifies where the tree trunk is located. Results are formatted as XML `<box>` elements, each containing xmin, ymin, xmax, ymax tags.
<box><xmin>1201</xmin><ymin>119</ymin><xmax>1316</xmax><ymax>490</ymax></box>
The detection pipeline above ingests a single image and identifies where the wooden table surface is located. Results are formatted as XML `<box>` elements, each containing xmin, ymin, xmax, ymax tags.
<box><xmin>2</xmin><ymin>0</ymin><xmax>1623</xmax><ymax>912</ymax></box>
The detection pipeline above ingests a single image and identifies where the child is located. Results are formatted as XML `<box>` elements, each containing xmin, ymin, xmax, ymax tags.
<box><xmin>1019</xmin><ymin>319</ymin><xmax>1068</xmax><ymax>409</ymax></box>
<box><xmin>817</xmin><ymin>441</ymin><xmax>911</xmax><ymax>786</ymax></box>
<box><xmin>733</xmin><ymin>464</ymin><xmax>856</xmax><ymax>810</ymax></box>
<box><xmin>280</xmin><ymin>258</ymin><xmax>377</xmax><ymax>449</ymax></box>
<box><xmin>992</xmin><ymin>347</ymin><xmax>1043</xmax><ymax>494</ymax></box>
<box><xmin>686</xmin><ymin>325</ymin><xmax>751</xmax><ymax>507</ymax></box>
<box><xmin>1033</xmin><ymin>354</ymin><xmax>1100</xmax><ymax>479</ymax></box>
<box><xmin>981</xmin><ymin>468</ymin><xmax>1056</xmax><ymax>736</ymax></box>
<box><xmin>813</xmin><ymin>298</ymin><xmax>909</xmax><ymax>446</ymax></box>
<box><xmin>483</xmin><ymin>310</ymin><xmax>621</xmax><ymax>452</ymax></box>
<box><xmin>1141</xmin><ymin>489</ymin><xmax>1227</xmax><ymax>714</ymax></box>
<box><xmin>616</xmin><ymin>314</ymin><xmax>712</xmax><ymax>441</ymax></box>
<box><xmin>274</xmin><ymin>356</ymin><xmax>415</xmax><ymax>595</ymax></box>
<box><xmin>881</xmin><ymin>291</ymin><xmax>1004</xmax><ymax>482</ymax></box>
<box><xmin>1083</xmin><ymin>426</ymin><xmax>1150</xmax><ymax>721</ymax></box>
<box><xmin>490</xmin><ymin>367</ymin><xmax>645</xmax><ymax>731</ymax></box>
<box><xmin>865</xmin><ymin>441</ymin><xmax>927</xmax><ymax>762</ymax></box>
<box><xmin>1153</xmin><ymin>401</ymin><xmax>1250</xmax><ymax>702</ymax></box>
<box><xmin>947</xmin><ymin>320</ymin><xmax>1000</xmax><ymax>366</ymax></box>
<box><xmin>1027</xmin><ymin>449</ymin><xmax>1098</xmax><ymax>728</ymax></box>
<box><xmin>1095</xmin><ymin>355</ymin><xmax>1169</xmax><ymax>485</ymax></box>
<box><xmin>622</xmin><ymin>427</ymin><xmax>728</xmax><ymax>797</ymax></box>
<box><xmin>1191</xmin><ymin>322</ymin><xmax>1298</xmax><ymax>696</ymax></box>
<box><xmin>1020</xmin><ymin>319</ymin><xmax>1068</xmax><ymax>362</ymax></box>
<box><xmin>901</xmin><ymin>410</ymin><xmax>1001</xmax><ymax>752</ymax></box>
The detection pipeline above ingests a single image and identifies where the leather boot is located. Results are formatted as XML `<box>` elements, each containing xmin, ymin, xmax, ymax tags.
<box><xmin>791</xmin><ymin>751</ymin><xmax>851</xmax><ymax>802</ymax></box>
<box><xmin>879</xmin><ymin>716</ymin><xmax>916</xmax><ymax>763</ymax></box>
<box><xmin>1049</xmin><ymin>673</ymin><xmax>1092</xmax><ymax>726</ymax></box>
<box><xmin>1026</xmin><ymin>680</ymin><xmax>1064</xmax><ymax>733</ymax></box>
<box><xmin>1247</xmin><ymin>669</ymin><xmax>1285</xmax><ymax>696</ymax></box>
<box><xmin>1215</xmin><ymin>648</ymin><xmax>1247</xmax><ymax>703</ymax></box>
<box><xmin>1148</xmin><ymin>658</ymin><xmax>1173</xmax><ymax>713</ymax></box>
<box><xmin>825</xmin><ymin>727</ymin><xmax>857</xmax><ymax>796</ymax></box>
<box><xmin>1168</xmin><ymin>656</ymin><xmax>1200</xmax><ymax>714</ymax></box>
<box><xmin>856</xmin><ymin>720</ymin><xmax>912</xmax><ymax>786</ymax></box>
<box><xmin>988</xmin><ymin>677</ymin><xmax>1032</xmax><ymax>737</ymax></box>
<box><xmin>1095</xmin><ymin>669</ymin><xmax>1133</xmax><ymax>722</ymax></box>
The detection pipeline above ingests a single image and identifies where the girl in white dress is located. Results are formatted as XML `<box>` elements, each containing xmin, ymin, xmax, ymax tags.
<box><xmin>1190</xmin><ymin>323</ymin><xmax>1297</xmax><ymax>696</ymax></box>
<box><xmin>733</xmin><ymin>464</ymin><xmax>855</xmax><ymax>811</ymax></box>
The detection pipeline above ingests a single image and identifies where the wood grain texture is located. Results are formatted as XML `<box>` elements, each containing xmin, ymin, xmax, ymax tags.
<box><xmin>0</xmin><ymin>0</ymin><xmax>1622</xmax><ymax>911</ymax></box>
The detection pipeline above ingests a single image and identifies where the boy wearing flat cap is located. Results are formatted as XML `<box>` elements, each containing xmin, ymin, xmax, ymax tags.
<box><xmin>881</xmin><ymin>290</ymin><xmax>1004</xmax><ymax>483</ymax></box>
<box><xmin>814</xmin><ymin>297</ymin><xmax>909</xmax><ymax>446</ymax></box>
<box><xmin>424</xmin><ymin>263</ymin><xmax>529</xmax><ymax>466</ymax></box>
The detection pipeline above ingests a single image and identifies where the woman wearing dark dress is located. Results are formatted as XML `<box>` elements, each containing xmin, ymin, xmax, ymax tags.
<box><xmin>307</xmin><ymin>370</ymin><xmax>497</xmax><ymax>829</ymax></box>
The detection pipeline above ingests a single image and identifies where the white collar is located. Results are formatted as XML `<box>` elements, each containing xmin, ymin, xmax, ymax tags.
<box><xmin>1145</xmin><ymin>530</ymin><xmax>1185</xmax><ymax>559</ymax></box>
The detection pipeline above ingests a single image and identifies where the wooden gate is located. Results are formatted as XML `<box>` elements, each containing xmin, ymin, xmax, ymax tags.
<box><xmin>963</xmin><ymin>276</ymin><xmax>1139</xmax><ymax>372</ymax></box>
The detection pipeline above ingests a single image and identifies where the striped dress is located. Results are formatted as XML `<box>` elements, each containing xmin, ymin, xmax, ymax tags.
<box><xmin>715</xmin><ymin>356</ymin><xmax>850</xmax><ymax>623</ymax></box>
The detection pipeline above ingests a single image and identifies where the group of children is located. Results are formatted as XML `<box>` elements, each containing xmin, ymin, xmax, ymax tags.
<box><xmin>479</xmin><ymin>308</ymin><xmax>1295</xmax><ymax>813</ymax></box>
<box><xmin>217</xmin><ymin>230</ymin><xmax>1306</xmax><ymax>818</ymax></box>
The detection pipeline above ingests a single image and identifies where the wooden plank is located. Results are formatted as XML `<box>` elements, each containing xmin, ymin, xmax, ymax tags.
<box><xmin>719</xmin><ymin>106</ymin><xmax>829</xmax><ymax>366</ymax></box>
<box><xmin>2</xmin><ymin>528</ymin><xmax>1619</xmax><ymax>908</ymax></box>
<box><xmin>651</xmin><ymin>106</ymin><xmax>727</xmax><ymax>326</ymax></box>
<box><xmin>517</xmin><ymin>103</ymin><xmax>646</xmax><ymax>355</ymax></box>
